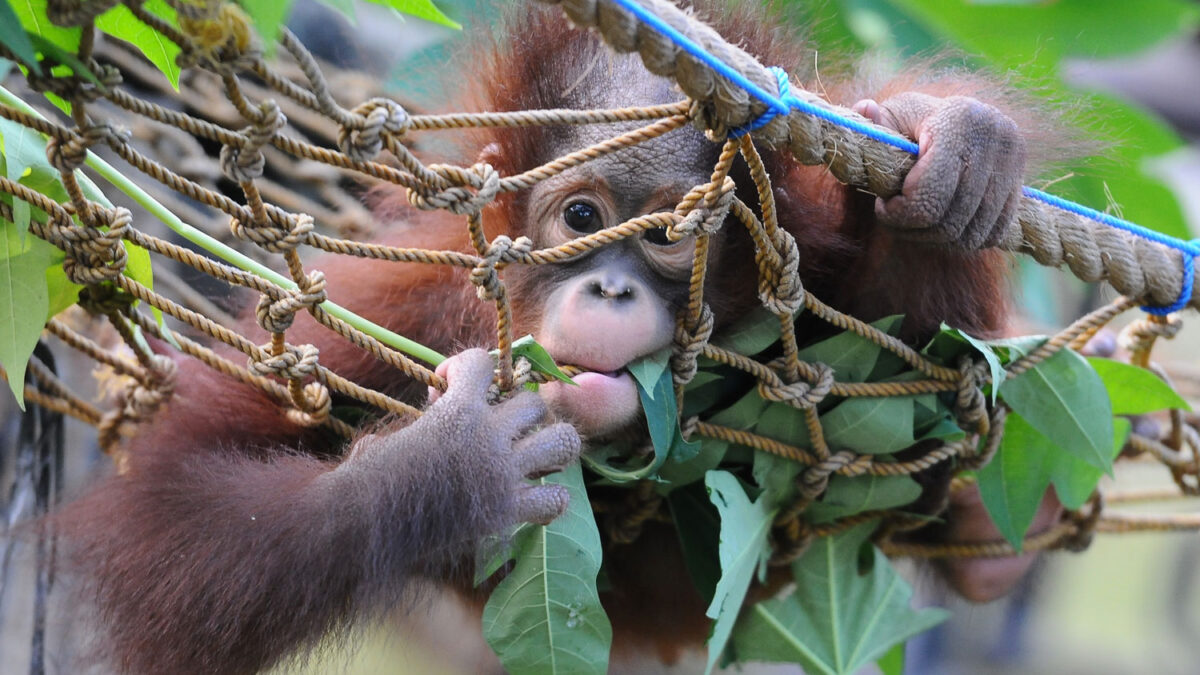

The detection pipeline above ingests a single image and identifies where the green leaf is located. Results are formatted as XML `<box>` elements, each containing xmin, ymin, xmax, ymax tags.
<box><xmin>704</xmin><ymin>470</ymin><xmax>776</xmax><ymax>674</ymax></box>
<box><xmin>730</xmin><ymin>523</ymin><xmax>948</xmax><ymax>675</ymax></box>
<box><xmin>805</xmin><ymin>474</ymin><xmax>922</xmax><ymax>524</ymax></box>
<box><xmin>711</xmin><ymin>306</ymin><xmax>782</xmax><ymax>356</ymax></box>
<box><xmin>975</xmin><ymin>413</ymin><xmax>1056</xmax><ymax>551</ymax></box>
<box><xmin>821</xmin><ymin>396</ymin><xmax>915</xmax><ymax>454</ymax></box>
<box><xmin>0</xmin><ymin>116</ymin><xmax>41</xmax><ymax>237</ymax></box>
<box><xmin>239</xmin><ymin>0</ymin><xmax>295</xmax><ymax>52</ymax></box>
<box><xmin>362</xmin><ymin>0</ymin><xmax>460</xmax><ymax>29</ymax></box>
<box><xmin>998</xmin><ymin>348</ymin><xmax>1113</xmax><ymax>471</ymax></box>
<box><xmin>95</xmin><ymin>0</ymin><xmax>182</xmax><ymax>89</ymax></box>
<box><xmin>877</xmin><ymin>642</ymin><xmax>905</xmax><ymax>675</ymax></box>
<box><xmin>509</xmin><ymin>334</ymin><xmax>574</xmax><ymax>385</ymax></box>
<box><xmin>1086</xmin><ymin>357</ymin><xmax>1191</xmax><ymax>414</ymax></box>
<box><xmin>1048</xmin><ymin>417</ymin><xmax>1129</xmax><ymax>511</ymax></box>
<box><xmin>627</xmin><ymin>348</ymin><xmax>670</xmax><ymax>398</ymax></box>
<box><xmin>10</xmin><ymin>0</ymin><xmax>80</xmax><ymax>55</ymax></box>
<box><xmin>482</xmin><ymin>463</ymin><xmax>612</xmax><ymax>675</ymax></box>
<box><xmin>26</xmin><ymin>33</ymin><xmax>99</xmax><ymax>85</ymax></box>
<box><xmin>0</xmin><ymin>220</ymin><xmax>52</xmax><ymax>408</ymax></box>
<box><xmin>796</xmin><ymin>315</ymin><xmax>903</xmax><ymax>383</ymax></box>
<box><xmin>936</xmin><ymin>326</ymin><xmax>1005</xmax><ymax>403</ymax></box>
<box><xmin>0</xmin><ymin>2</ymin><xmax>40</xmax><ymax>73</ymax></box>
<box><xmin>752</xmin><ymin>448</ymin><xmax>801</xmax><ymax>509</ymax></box>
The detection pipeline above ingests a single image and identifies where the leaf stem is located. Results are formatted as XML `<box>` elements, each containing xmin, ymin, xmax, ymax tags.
<box><xmin>0</xmin><ymin>84</ymin><xmax>445</xmax><ymax>366</ymax></box>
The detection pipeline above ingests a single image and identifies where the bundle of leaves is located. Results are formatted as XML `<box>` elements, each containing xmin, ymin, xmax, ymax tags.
<box><xmin>481</xmin><ymin>312</ymin><xmax>1191</xmax><ymax>675</ymax></box>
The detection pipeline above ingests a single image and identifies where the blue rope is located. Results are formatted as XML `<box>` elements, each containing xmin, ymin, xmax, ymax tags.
<box><xmin>608</xmin><ymin>0</ymin><xmax>1197</xmax><ymax>312</ymax></box>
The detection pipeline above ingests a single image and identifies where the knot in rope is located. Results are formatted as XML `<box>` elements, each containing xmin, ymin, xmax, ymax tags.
<box><xmin>255</xmin><ymin>271</ymin><xmax>327</xmax><ymax>333</ymax></box>
<box><xmin>954</xmin><ymin>357</ymin><xmax>991</xmax><ymax>433</ymax></box>
<box><xmin>671</xmin><ymin>304</ymin><xmax>714</xmax><ymax>386</ymax></box>
<box><xmin>78</xmin><ymin>283</ymin><xmax>135</xmax><ymax>316</ymax></box>
<box><xmin>799</xmin><ymin>450</ymin><xmax>868</xmax><ymax>499</ymax></box>
<box><xmin>230</xmin><ymin>212</ymin><xmax>313</xmax><ymax>253</ymax></box>
<box><xmin>249</xmin><ymin>342</ymin><xmax>320</xmax><ymax>380</ymax></box>
<box><xmin>757</xmin><ymin>232</ymin><xmax>804</xmax><ymax>315</ymax></box>
<box><xmin>757</xmin><ymin>360</ymin><xmax>834</xmax><ymax>410</ymax></box>
<box><xmin>286</xmin><ymin>382</ymin><xmax>332</xmax><ymax>427</ymax></box>
<box><xmin>338</xmin><ymin>98</ymin><xmax>410</xmax><ymax>162</ymax></box>
<box><xmin>59</xmin><ymin>206</ymin><xmax>131</xmax><ymax>285</ymax></box>
<box><xmin>769</xmin><ymin>515</ymin><xmax>815</xmax><ymax>565</ymax></box>
<box><xmin>1119</xmin><ymin>313</ymin><xmax>1183</xmax><ymax>355</ymax></box>
<box><xmin>408</xmin><ymin>163</ymin><xmax>501</xmax><ymax>215</ymax></box>
<box><xmin>470</xmin><ymin>235</ymin><xmax>532</xmax><ymax>301</ymax></box>
<box><xmin>220</xmin><ymin>100</ymin><xmax>286</xmax><ymax>183</ymax></box>
<box><xmin>47</xmin><ymin>124</ymin><xmax>129</xmax><ymax>174</ymax></box>
<box><xmin>487</xmin><ymin>357</ymin><xmax>532</xmax><ymax>404</ymax></box>
<box><xmin>671</xmin><ymin>177</ymin><xmax>734</xmax><ymax>240</ymax></box>
<box><xmin>97</xmin><ymin>353</ymin><xmax>177</xmax><ymax>456</ymax></box>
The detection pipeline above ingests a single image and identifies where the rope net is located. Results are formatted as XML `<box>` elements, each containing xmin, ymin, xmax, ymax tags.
<box><xmin>0</xmin><ymin>0</ymin><xmax>1197</xmax><ymax>570</ymax></box>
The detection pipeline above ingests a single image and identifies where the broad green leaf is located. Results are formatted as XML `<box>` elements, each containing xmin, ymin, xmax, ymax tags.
<box><xmin>1086</xmin><ymin>357</ymin><xmax>1191</xmax><ymax>414</ymax></box>
<box><xmin>821</xmin><ymin>396</ymin><xmax>915</xmax><ymax>454</ymax></box>
<box><xmin>704</xmin><ymin>470</ymin><xmax>776</xmax><ymax>675</ymax></box>
<box><xmin>95</xmin><ymin>0</ymin><xmax>181</xmax><ymax>89</ymax></box>
<box><xmin>11</xmin><ymin>0</ymin><xmax>81</xmax><ymax>55</ymax></box>
<box><xmin>933</xmin><ymin>326</ymin><xmax>1005</xmax><ymax>403</ymax></box>
<box><xmin>805</xmin><ymin>474</ymin><xmax>922</xmax><ymax>524</ymax></box>
<box><xmin>976</xmin><ymin>413</ymin><xmax>1056</xmax><ymax>551</ymax></box>
<box><xmin>888</xmin><ymin>0</ymin><xmax>1197</xmax><ymax>70</ymax></box>
<box><xmin>752</xmin><ymin>448</ymin><xmax>801</xmax><ymax>509</ymax></box>
<box><xmin>1048</xmin><ymin>417</ymin><xmax>1129</xmax><ymax>511</ymax></box>
<box><xmin>509</xmin><ymin>334</ymin><xmax>573</xmax><ymax>384</ymax></box>
<box><xmin>628</xmin><ymin>348</ymin><xmax>670</xmax><ymax>399</ymax></box>
<box><xmin>482</xmin><ymin>463</ymin><xmax>612</xmax><ymax>675</ymax></box>
<box><xmin>362</xmin><ymin>0</ymin><xmax>460</xmax><ymax>29</ymax></box>
<box><xmin>659</xmin><ymin>437</ymin><xmax>727</xmax><ymax>489</ymax></box>
<box><xmin>0</xmin><ymin>116</ymin><xmax>41</xmax><ymax>237</ymax></box>
<box><xmin>730</xmin><ymin>523</ymin><xmax>947</xmax><ymax>675</ymax></box>
<box><xmin>0</xmin><ymin>221</ymin><xmax>52</xmax><ymax>407</ymax></box>
<box><xmin>711</xmin><ymin>306</ymin><xmax>781</xmax><ymax>356</ymax></box>
<box><xmin>756</xmin><ymin>400</ymin><xmax>813</xmax><ymax>447</ymax></box>
<box><xmin>796</xmin><ymin>315</ymin><xmax>903</xmax><ymax>383</ymax></box>
<box><xmin>0</xmin><ymin>2</ymin><xmax>39</xmax><ymax>73</ymax></box>
<box><xmin>998</xmin><ymin>348</ymin><xmax>1113</xmax><ymax>471</ymax></box>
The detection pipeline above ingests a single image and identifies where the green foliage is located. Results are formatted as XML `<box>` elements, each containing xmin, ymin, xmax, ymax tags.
<box><xmin>729</xmin><ymin>522</ymin><xmax>948</xmax><ymax>675</ymax></box>
<box><xmin>999</xmin><ymin>348</ymin><xmax>1113</xmax><ymax>471</ymax></box>
<box><xmin>482</xmin><ymin>463</ymin><xmax>612</xmax><ymax>675</ymax></box>
<box><xmin>1087</xmin><ymin>356</ymin><xmax>1192</xmax><ymax>414</ymax></box>
<box><xmin>703</xmin><ymin>470</ymin><xmax>775</xmax><ymax>674</ymax></box>
<box><xmin>0</xmin><ymin>1</ymin><xmax>40</xmax><ymax>74</ymax></box>
<box><xmin>94</xmin><ymin>0</ymin><xmax>181</xmax><ymax>89</ymax></box>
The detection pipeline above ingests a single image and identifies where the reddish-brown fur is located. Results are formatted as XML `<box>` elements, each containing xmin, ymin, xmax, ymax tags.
<box><xmin>53</xmin><ymin>2</ymin><xmax>1058</xmax><ymax>672</ymax></box>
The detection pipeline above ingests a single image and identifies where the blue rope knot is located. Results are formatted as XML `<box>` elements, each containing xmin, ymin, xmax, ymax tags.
<box><xmin>1142</xmin><ymin>238</ymin><xmax>1198</xmax><ymax>316</ymax></box>
<box><xmin>729</xmin><ymin>67</ymin><xmax>791</xmax><ymax>138</ymax></box>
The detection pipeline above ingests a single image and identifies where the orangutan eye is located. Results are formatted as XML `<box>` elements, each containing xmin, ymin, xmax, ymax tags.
<box><xmin>643</xmin><ymin>226</ymin><xmax>673</xmax><ymax>246</ymax></box>
<box><xmin>563</xmin><ymin>201</ymin><xmax>602</xmax><ymax>233</ymax></box>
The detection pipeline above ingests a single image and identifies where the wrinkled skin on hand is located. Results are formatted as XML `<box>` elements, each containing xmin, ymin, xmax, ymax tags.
<box><xmin>853</xmin><ymin>92</ymin><xmax>1027</xmax><ymax>250</ymax></box>
<box><xmin>350</xmin><ymin>348</ymin><xmax>581</xmax><ymax>531</ymax></box>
